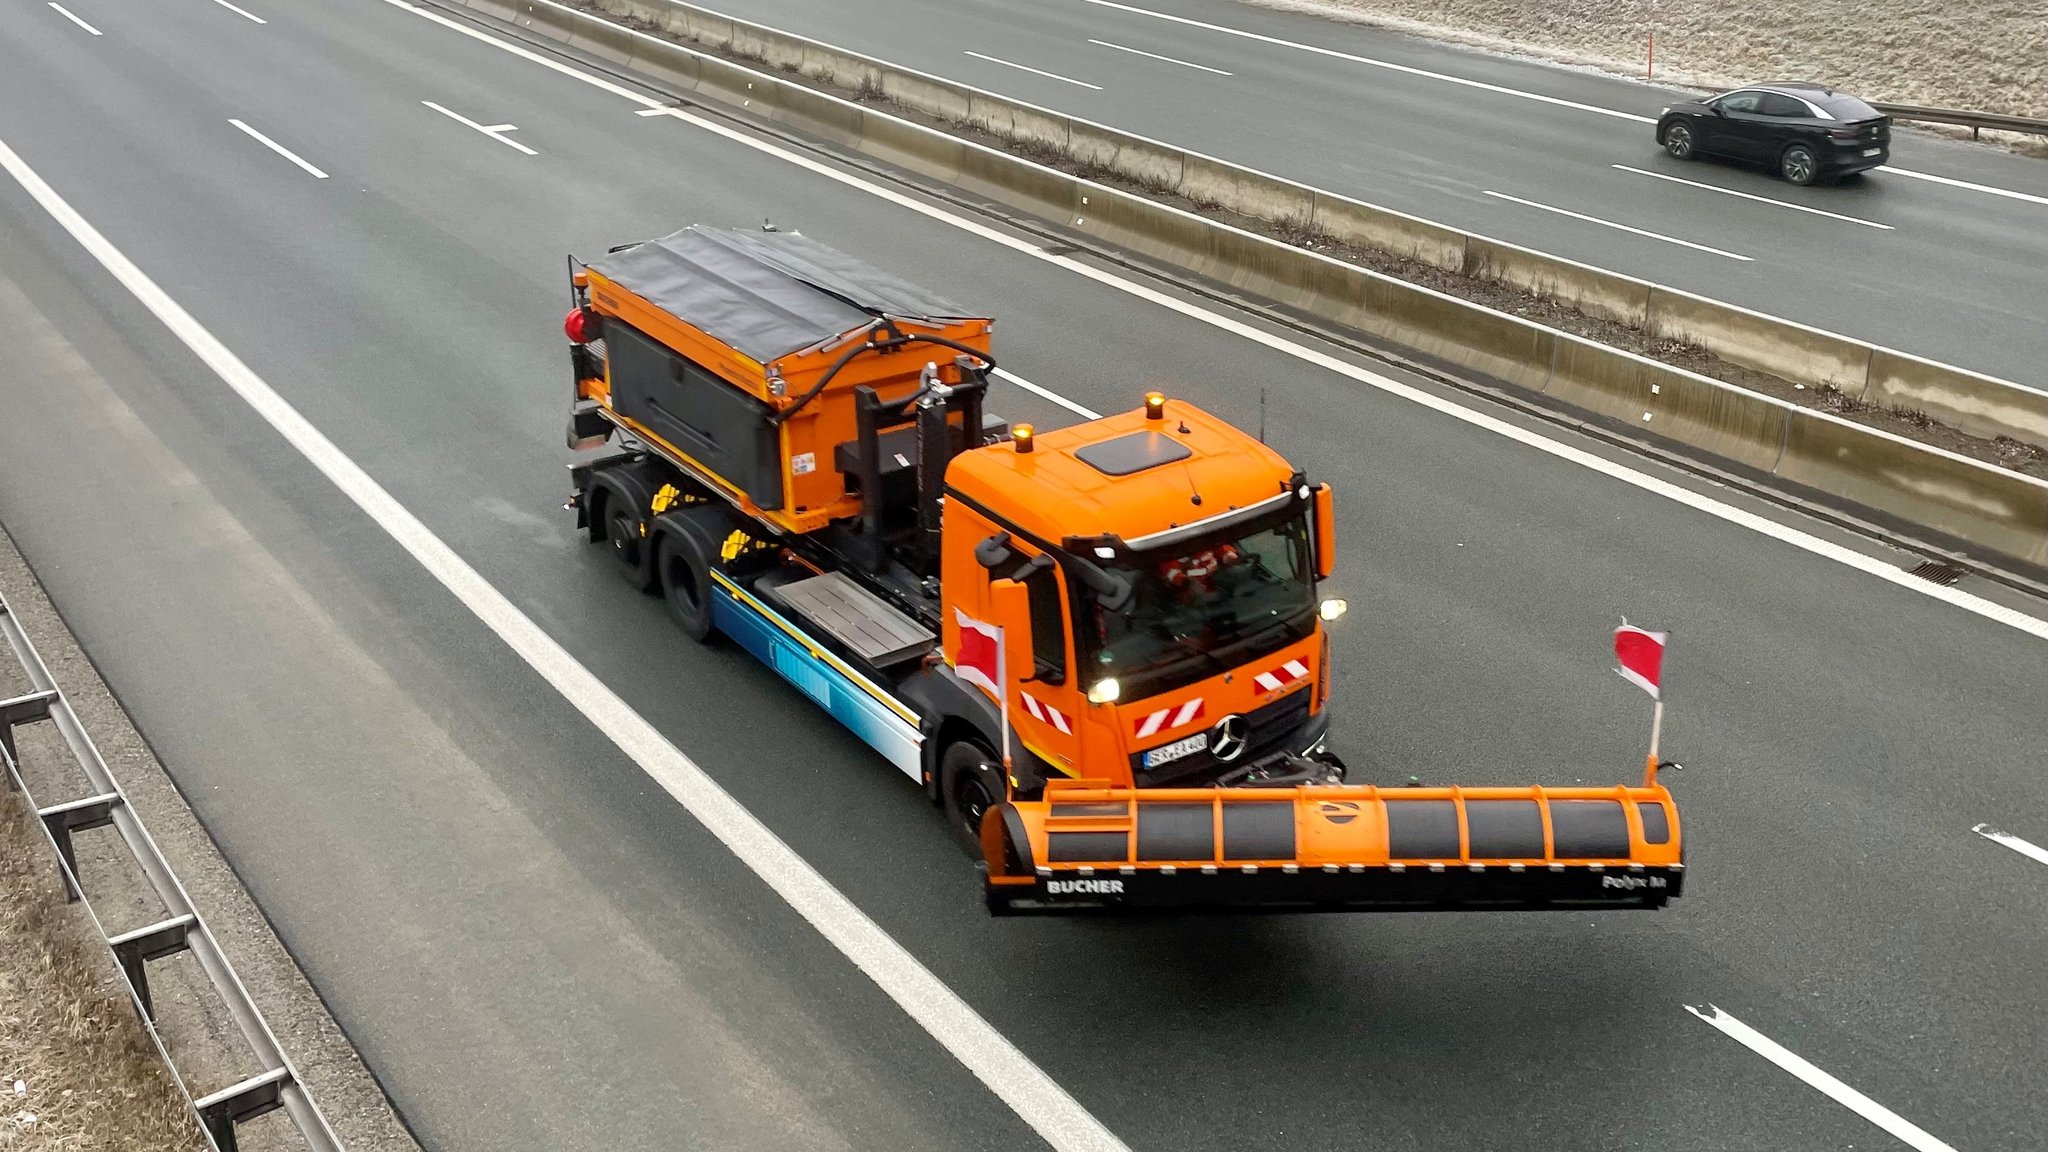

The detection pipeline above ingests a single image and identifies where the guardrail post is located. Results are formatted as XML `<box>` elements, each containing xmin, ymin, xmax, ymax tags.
<box><xmin>107</xmin><ymin>913</ymin><xmax>198</xmax><ymax>1021</ymax></box>
<box><xmin>35</xmin><ymin>791</ymin><xmax>123</xmax><ymax>902</ymax></box>
<box><xmin>195</xmin><ymin>1068</ymin><xmax>291</xmax><ymax>1152</ymax></box>
<box><xmin>0</xmin><ymin>687</ymin><xmax>59</xmax><ymax>783</ymax></box>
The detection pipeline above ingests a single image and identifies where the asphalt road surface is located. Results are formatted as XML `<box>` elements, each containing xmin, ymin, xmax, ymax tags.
<box><xmin>667</xmin><ymin>0</ymin><xmax>2048</xmax><ymax>390</ymax></box>
<box><xmin>1</xmin><ymin>1</ymin><xmax>2044</xmax><ymax>1150</ymax></box>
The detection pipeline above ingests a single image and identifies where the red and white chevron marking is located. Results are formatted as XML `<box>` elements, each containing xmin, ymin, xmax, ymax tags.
<box><xmin>1019</xmin><ymin>691</ymin><xmax>1073</xmax><ymax>735</ymax></box>
<box><xmin>1132</xmin><ymin>698</ymin><xmax>1205</xmax><ymax>739</ymax></box>
<box><xmin>1253</xmin><ymin>659</ymin><xmax>1311</xmax><ymax>693</ymax></box>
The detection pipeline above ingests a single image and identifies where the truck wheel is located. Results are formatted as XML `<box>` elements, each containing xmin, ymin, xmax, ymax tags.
<box><xmin>604</xmin><ymin>503</ymin><xmax>652</xmax><ymax>591</ymax></box>
<box><xmin>656</xmin><ymin>526</ymin><xmax>719</xmax><ymax>644</ymax></box>
<box><xmin>940</xmin><ymin>741</ymin><xmax>1004</xmax><ymax>857</ymax></box>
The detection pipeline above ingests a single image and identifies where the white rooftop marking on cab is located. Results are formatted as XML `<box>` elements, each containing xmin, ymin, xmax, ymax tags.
<box><xmin>964</xmin><ymin>51</ymin><xmax>1103</xmax><ymax>90</ymax></box>
<box><xmin>228</xmin><ymin>119</ymin><xmax>329</xmax><ymax>179</ymax></box>
<box><xmin>385</xmin><ymin>0</ymin><xmax>2048</xmax><ymax>639</ymax></box>
<box><xmin>0</xmin><ymin>124</ymin><xmax>1133</xmax><ymax>1152</ymax></box>
<box><xmin>420</xmin><ymin>100</ymin><xmax>538</xmax><ymax>155</ymax></box>
<box><xmin>1611</xmin><ymin>165</ymin><xmax>1893</xmax><ymax>229</ymax></box>
<box><xmin>1972</xmin><ymin>823</ymin><xmax>2048</xmax><ymax>867</ymax></box>
<box><xmin>48</xmin><ymin>3</ymin><xmax>102</xmax><ymax>35</ymax></box>
<box><xmin>207</xmin><ymin>0</ymin><xmax>266</xmax><ymax>24</ymax></box>
<box><xmin>1086</xmin><ymin>38</ymin><xmax>1232</xmax><ymax>76</ymax></box>
<box><xmin>1484</xmin><ymin>190</ymin><xmax>1752</xmax><ymax>260</ymax></box>
<box><xmin>1685</xmin><ymin>1005</ymin><xmax>1958</xmax><ymax>1152</ymax></box>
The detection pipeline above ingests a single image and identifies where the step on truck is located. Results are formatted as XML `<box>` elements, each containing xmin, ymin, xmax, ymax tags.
<box><xmin>560</xmin><ymin>225</ymin><xmax>1685</xmax><ymax>915</ymax></box>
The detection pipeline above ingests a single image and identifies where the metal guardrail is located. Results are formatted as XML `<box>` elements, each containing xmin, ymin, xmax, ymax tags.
<box><xmin>1872</xmin><ymin>102</ymin><xmax>2048</xmax><ymax>139</ymax></box>
<box><xmin>0</xmin><ymin>592</ymin><xmax>343</xmax><ymax>1152</ymax></box>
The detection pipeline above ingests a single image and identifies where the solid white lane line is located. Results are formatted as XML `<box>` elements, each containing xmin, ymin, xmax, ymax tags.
<box><xmin>1081</xmin><ymin>0</ymin><xmax>2045</xmax><ymax>210</ymax></box>
<box><xmin>1685</xmin><ymin>1005</ymin><xmax>1958</xmax><ymax>1152</ymax></box>
<box><xmin>391</xmin><ymin>0</ymin><xmax>2048</xmax><ymax>628</ymax></box>
<box><xmin>1972</xmin><ymin>823</ymin><xmax>2048</xmax><ymax>867</ymax></box>
<box><xmin>995</xmin><ymin>367</ymin><xmax>1102</xmax><ymax>419</ymax></box>
<box><xmin>421</xmin><ymin>100</ymin><xmax>538</xmax><ymax>155</ymax></box>
<box><xmin>1611</xmin><ymin>165</ymin><xmax>1894</xmax><ymax>229</ymax></box>
<box><xmin>228</xmin><ymin>120</ymin><xmax>328</xmax><ymax>179</ymax></box>
<box><xmin>1878</xmin><ymin>165</ymin><xmax>2048</xmax><ymax>209</ymax></box>
<box><xmin>207</xmin><ymin>0</ymin><xmax>266</xmax><ymax>24</ymax></box>
<box><xmin>48</xmin><ymin>3</ymin><xmax>102</xmax><ymax>35</ymax></box>
<box><xmin>0</xmin><ymin>125</ymin><xmax>1134</xmax><ymax>1152</ymax></box>
<box><xmin>1483</xmin><ymin>190</ymin><xmax>1753</xmax><ymax>260</ymax></box>
<box><xmin>963</xmin><ymin>51</ymin><xmax>1103</xmax><ymax>91</ymax></box>
<box><xmin>1086</xmin><ymin>38</ymin><xmax>1232</xmax><ymax>76</ymax></box>
<box><xmin>1080</xmin><ymin>0</ymin><xmax>1652</xmax><ymax>123</ymax></box>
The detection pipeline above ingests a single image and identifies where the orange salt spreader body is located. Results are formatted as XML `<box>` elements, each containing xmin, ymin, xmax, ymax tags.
<box><xmin>560</xmin><ymin>225</ymin><xmax>1685</xmax><ymax>916</ymax></box>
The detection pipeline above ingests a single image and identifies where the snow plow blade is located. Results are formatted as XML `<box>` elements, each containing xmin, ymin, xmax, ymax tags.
<box><xmin>982</xmin><ymin>780</ymin><xmax>1683</xmax><ymax>916</ymax></box>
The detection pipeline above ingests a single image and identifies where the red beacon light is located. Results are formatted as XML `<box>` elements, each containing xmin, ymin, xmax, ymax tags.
<box><xmin>563</xmin><ymin>307</ymin><xmax>598</xmax><ymax>344</ymax></box>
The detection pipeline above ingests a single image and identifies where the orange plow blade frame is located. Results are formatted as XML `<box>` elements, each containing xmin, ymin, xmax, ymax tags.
<box><xmin>982</xmin><ymin>780</ymin><xmax>1683</xmax><ymax>916</ymax></box>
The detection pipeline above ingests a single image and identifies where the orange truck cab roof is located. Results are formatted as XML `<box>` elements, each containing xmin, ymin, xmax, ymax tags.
<box><xmin>946</xmin><ymin>399</ymin><xmax>1301</xmax><ymax>547</ymax></box>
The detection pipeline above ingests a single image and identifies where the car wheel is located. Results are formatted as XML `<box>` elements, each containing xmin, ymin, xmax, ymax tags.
<box><xmin>1663</xmin><ymin>122</ymin><xmax>1695</xmax><ymax>160</ymax></box>
<box><xmin>1780</xmin><ymin>142</ymin><xmax>1819</xmax><ymax>186</ymax></box>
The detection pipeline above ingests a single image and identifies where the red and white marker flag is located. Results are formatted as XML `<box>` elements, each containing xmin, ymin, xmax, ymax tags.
<box><xmin>955</xmin><ymin>608</ymin><xmax>1011</xmax><ymax>766</ymax></box>
<box><xmin>1614</xmin><ymin>623</ymin><xmax>1668</xmax><ymax>699</ymax></box>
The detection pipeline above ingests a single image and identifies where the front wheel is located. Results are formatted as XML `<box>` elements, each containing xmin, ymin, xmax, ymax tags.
<box><xmin>940</xmin><ymin>742</ymin><xmax>1005</xmax><ymax>857</ymax></box>
<box><xmin>1780</xmin><ymin>142</ymin><xmax>1819</xmax><ymax>186</ymax></box>
<box><xmin>1663</xmin><ymin>122</ymin><xmax>1695</xmax><ymax>160</ymax></box>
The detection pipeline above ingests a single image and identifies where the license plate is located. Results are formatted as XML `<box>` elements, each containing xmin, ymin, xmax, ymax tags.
<box><xmin>1862</xmin><ymin>148</ymin><xmax>1882</xmax><ymax>157</ymax></box>
<box><xmin>1144</xmin><ymin>733</ymin><xmax>1208</xmax><ymax>768</ymax></box>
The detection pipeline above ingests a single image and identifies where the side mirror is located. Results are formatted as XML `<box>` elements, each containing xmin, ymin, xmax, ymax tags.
<box><xmin>1312</xmin><ymin>484</ymin><xmax>1336</xmax><ymax>580</ymax></box>
<box><xmin>975</xmin><ymin>531</ymin><xmax>1014</xmax><ymax>571</ymax></box>
<box><xmin>987</xmin><ymin>578</ymin><xmax>1037</xmax><ymax>688</ymax></box>
<box><xmin>1712</xmin><ymin>105</ymin><xmax>1728</xmax><ymax>117</ymax></box>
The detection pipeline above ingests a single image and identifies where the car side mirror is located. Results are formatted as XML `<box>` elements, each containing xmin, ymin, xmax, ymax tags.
<box><xmin>1312</xmin><ymin>484</ymin><xmax>1336</xmax><ymax>580</ymax></box>
<box><xmin>1712</xmin><ymin>105</ymin><xmax>1727</xmax><ymax>117</ymax></box>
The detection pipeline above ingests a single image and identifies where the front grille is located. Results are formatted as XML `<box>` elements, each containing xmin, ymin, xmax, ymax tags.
<box><xmin>1132</xmin><ymin>692</ymin><xmax>1315</xmax><ymax>785</ymax></box>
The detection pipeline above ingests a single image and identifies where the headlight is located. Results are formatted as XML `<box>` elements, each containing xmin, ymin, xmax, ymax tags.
<box><xmin>1319</xmin><ymin>598</ymin><xmax>1349</xmax><ymax>622</ymax></box>
<box><xmin>1087</xmin><ymin>677</ymin><xmax>1121</xmax><ymax>705</ymax></box>
<box><xmin>1661</xmin><ymin>107</ymin><xmax>1670</xmax><ymax>116</ymax></box>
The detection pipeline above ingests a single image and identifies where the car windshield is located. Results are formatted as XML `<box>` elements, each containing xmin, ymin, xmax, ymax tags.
<box><xmin>1081</xmin><ymin>514</ymin><xmax>1316</xmax><ymax>700</ymax></box>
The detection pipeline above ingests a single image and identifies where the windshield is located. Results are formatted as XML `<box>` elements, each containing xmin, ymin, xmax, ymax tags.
<box><xmin>1082</xmin><ymin>514</ymin><xmax>1316</xmax><ymax>700</ymax></box>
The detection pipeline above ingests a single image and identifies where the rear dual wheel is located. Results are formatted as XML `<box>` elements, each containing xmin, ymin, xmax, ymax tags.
<box><xmin>657</xmin><ymin>524</ymin><xmax>719</xmax><ymax>644</ymax></box>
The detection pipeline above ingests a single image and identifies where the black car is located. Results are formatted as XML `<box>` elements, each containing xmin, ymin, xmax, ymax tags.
<box><xmin>1655</xmin><ymin>83</ymin><xmax>1891</xmax><ymax>185</ymax></box>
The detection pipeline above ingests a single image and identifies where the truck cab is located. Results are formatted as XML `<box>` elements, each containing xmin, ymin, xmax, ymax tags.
<box><xmin>942</xmin><ymin>396</ymin><xmax>1343</xmax><ymax>797</ymax></box>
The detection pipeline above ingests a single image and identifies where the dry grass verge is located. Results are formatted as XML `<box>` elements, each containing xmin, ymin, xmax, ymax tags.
<box><xmin>0</xmin><ymin>790</ymin><xmax>205</xmax><ymax>1152</ymax></box>
<box><xmin>1251</xmin><ymin>0</ymin><xmax>2048</xmax><ymax>120</ymax></box>
<box><xmin>575</xmin><ymin>0</ymin><xmax>2048</xmax><ymax>479</ymax></box>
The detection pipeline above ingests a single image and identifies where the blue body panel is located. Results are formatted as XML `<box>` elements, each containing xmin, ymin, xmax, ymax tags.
<box><xmin>709</xmin><ymin>576</ymin><xmax>924</xmax><ymax>781</ymax></box>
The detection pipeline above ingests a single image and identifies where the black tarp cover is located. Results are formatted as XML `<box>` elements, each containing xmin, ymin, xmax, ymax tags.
<box><xmin>587</xmin><ymin>226</ymin><xmax>987</xmax><ymax>362</ymax></box>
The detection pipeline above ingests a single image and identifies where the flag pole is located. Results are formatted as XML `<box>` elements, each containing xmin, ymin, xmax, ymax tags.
<box><xmin>998</xmin><ymin>627</ymin><xmax>1013</xmax><ymax>770</ymax></box>
<box><xmin>1644</xmin><ymin>697</ymin><xmax>1664</xmax><ymax>787</ymax></box>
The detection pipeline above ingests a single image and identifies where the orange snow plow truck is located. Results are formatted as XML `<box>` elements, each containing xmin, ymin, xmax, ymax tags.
<box><xmin>560</xmin><ymin>226</ymin><xmax>1685</xmax><ymax>915</ymax></box>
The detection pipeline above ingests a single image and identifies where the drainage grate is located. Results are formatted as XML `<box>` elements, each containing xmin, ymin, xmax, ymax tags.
<box><xmin>1907</xmin><ymin>560</ymin><xmax>1966</xmax><ymax>586</ymax></box>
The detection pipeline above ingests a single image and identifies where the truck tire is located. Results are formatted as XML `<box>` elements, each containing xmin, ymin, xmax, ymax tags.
<box><xmin>940</xmin><ymin>741</ymin><xmax>1005</xmax><ymax>857</ymax></box>
<box><xmin>656</xmin><ymin>520</ymin><xmax>720</xmax><ymax>644</ymax></box>
<box><xmin>604</xmin><ymin>501</ymin><xmax>653</xmax><ymax>591</ymax></box>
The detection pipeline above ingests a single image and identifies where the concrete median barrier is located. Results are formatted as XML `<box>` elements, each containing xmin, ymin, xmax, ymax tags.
<box><xmin>1776</xmin><ymin>413</ymin><xmax>2048</xmax><ymax>566</ymax></box>
<box><xmin>1865</xmin><ymin>351</ymin><xmax>2048</xmax><ymax>447</ymax></box>
<box><xmin>1307</xmin><ymin>195</ymin><xmax>1464</xmax><ymax>272</ymax></box>
<box><xmin>1648</xmin><ymin>288</ymin><xmax>1874</xmax><ymax>393</ymax></box>
<box><xmin>1464</xmin><ymin>239</ymin><xmax>1651</xmax><ymax>330</ymax></box>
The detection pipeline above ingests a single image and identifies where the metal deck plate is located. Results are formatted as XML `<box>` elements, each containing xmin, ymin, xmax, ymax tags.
<box><xmin>776</xmin><ymin>571</ymin><xmax>934</xmax><ymax>667</ymax></box>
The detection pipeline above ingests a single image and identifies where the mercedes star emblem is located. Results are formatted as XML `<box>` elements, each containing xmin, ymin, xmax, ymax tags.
<box><xmin>1210</xmin><ymin>714</ymin><xmax>1248</xmax><ymax>762</ymax></box>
